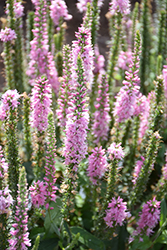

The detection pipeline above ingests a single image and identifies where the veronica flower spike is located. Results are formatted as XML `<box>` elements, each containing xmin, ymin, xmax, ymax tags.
<box><xmin>8</xmin><ymin>167</ymin><xmax>31</xmax><ymax>250</ymax></box>
<box><xmin>64</xmin><ymin>55</ymin><xmax>89</xmax><ymax>172</ymax></box>
<box><xmin>0</xmin><ymin>146</ymin><xmax>13</xmax><ymax>249</ymax></box>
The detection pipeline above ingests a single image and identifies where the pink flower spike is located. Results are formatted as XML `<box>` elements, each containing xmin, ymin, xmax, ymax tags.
<box><xmin>30</xmin><ymin>77</ymin><xmax>52</xmax><ymax>132</ymax></box>
<box><xmin>0</xmin><ymin>27</ymin><xmax>17</xmax><ymax>42</ymax></box>
<box><xmin>1</xmin><ymin>89</ymin><xmax>20</xmax><ymax>111</ymax></box>
<box><xmin>104</xmin><ymin>196</ymin><xmax>130</xmax><ymax>228</ymax></box>
<box><xmin>133</xmin><ymin>197</ymin><xmax>160</xmax><ymax>238</ymax></box>
<box><xmin>14</xmin><ymin>1</ymin><xmax>24</xmax><ymax>18</ymax></box>
<box><xmin>87</xmin><ymin>146</ymin><xmax>107</xmax><ymax>184</ymax></box>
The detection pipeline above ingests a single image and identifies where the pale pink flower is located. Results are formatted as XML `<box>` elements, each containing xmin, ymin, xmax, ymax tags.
<box><xmin>0</xmin><ymin>27</ymin><xmax>16</xmax><ymax>42</ymax></box>
<box><xmin>93</xmin><ymin>45</ymin><xmax>105</xmax><ymax>75</ymax></box>
<box><xmin>108</xmin><ymin>142</ymin><xmax>124</xmax><ymax>161</ymax></box>
<box><xmin>50</xmin><ymin>0</ymin><xmax>72</xmax><ymax>26</ymax></box>
<box><xmin>14</xmin><ymin>1</ymin><xmax>24</xmax><ymax>18</ymax></box>
<box><xmin>1</xmin><ymin>89</ymin><xmax>20</xmax><ymax>111</ymax></box>
<box><xmin>77</xmin><ymin>0</ymin><xmax>103</xmax><ymax>13</ymax></box>
<box><xmin>0</xmin><ymin>187</ymin><xmax>13</xmax><ymax>214</ymax></box>
<box><xmin>109</xmin><ymin>0</ymin><xmax>130</xmax><ymax>15</ymax></box>
<box><xmin>117</xmin><ymin>50</ymin><xmax>132</xmax><ymax>71</ymax></box>
<box><xmin>113</xmin><ymin>86</ymin><xmax>138</xmax><ymax>123</ymax></box>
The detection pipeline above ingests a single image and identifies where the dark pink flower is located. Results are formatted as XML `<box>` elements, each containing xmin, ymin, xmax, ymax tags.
<box><xmin>104</xmin><ymin>196</ymin><xmax>130</xmax><ymax>227</ymax></box>
<box><xmin>29</xmin><ymin>180</ymin><xmax>47</xmax><ymax>208</ymax></box>
<box><xmin>87</xmin><ymin>146</ymin><xmax>107</xmax><ymax>184</ymax></box>
<box><xmin>133</xmin><ymin>197</ymin><xmax>160</xmax><ymax>238</ymax></box>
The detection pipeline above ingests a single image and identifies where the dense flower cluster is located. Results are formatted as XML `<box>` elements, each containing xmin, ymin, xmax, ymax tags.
<box><xmin>0</xmin><ymin>27</ymin><xmax>17</xmax><ymax>42</ymax></box>
<box><xmin>87</xmin><ymin>146</ymin><xmax>107</xmax><ymax>184</ymax></box>
<box><xmin>50</xmin><ymin>0</ymin><xmax>72</xmax><ymax>26</ymax></box>
<box><xmin>113</xmin><ymin>86</ymin><xmax>138</xmax><ymax>123</ymax></box>
<box><xmin>6</xmin><ymin>0</ymin><xmax>24</xmax><ymax>19</ymax></box>
<box><xmin>109</xmin><ymin>0</ymin><xmax>130</xmax><ymax>15</ymax></box>
<box><xmin>13</xmin><ymin>1</ymin><xmax>24</xmax><ymax>18</ymax></box>
<box><xmin>133</xmin><ymin>197</ymin><xmax>160</xmax><ymax>238</ymax></box>
<box><xmin>29</xmin><ymin>180</ymin><xmax>47</xmax><ymax>208</ymax></box>
<box><xmin>92</xmin><ymin>75</ymin><xmax>110</xmax><ymax>143</ymax></box>
<box><xmin>1</xmin><ymin>89</ymin><xmax>20</xmax><ymax>111</ymax></box>
<box><xmin>104</xmin><ymin>196</ymin><xmax>130</xmax><ymax>227</ymax></box>
<box><xmin>108</xmin><ymin>142</ymin><xmax>124</xmax><ymax>161</ymax></box>
<box><xmin>30</xmin><ymin>77</ymin><xmax>52</xmax><ymax>132</ymax></box>
<box><xmin>0</xmin><ymin>89</ymin><xmax>20</xmax><ymax>120</ymax></box>
<box><xmin>30</xmin><ymin>179</ymin><xmax>57</xmax><ymax>209</ymax></box>
<box><xmin>0</xmin><ymin>187</ymin><xmax>13</xmax><ymax>214</ymax></box>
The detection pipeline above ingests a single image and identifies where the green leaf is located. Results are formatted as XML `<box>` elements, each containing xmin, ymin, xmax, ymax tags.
<box><xmin>71</xmin><ymin>226</ymin><xmax>106</xmax><ymax>250</ymax></box>
<box><xmin>130</xmin><ymin>236</ymin><xmax>152</xmax><ymax>250</ymax></box>
<box><xmin>55</xmin><ymin>159</ymin><xmax>65</xmax><ymax>172</ymax></box>
<box><xmin>38</xmin><ymin>238</ymin><xmax>59</xmax><ymax>250</ymax></box>
<box><xmin>155</xmin><ymin>230</ymin><xmax>167</xmax><ymax>244</ymax></box>
<box><xmin>160</xmin><ymin>199</ymin><xmax>167</xmax><ymax>227</ymax></box>
<box><xmin>30</xmin><ymin>227</ymin><xmax>45</xmax><ymax>240</ymax></box>
<box><xmin>104</xmin><ymin>225</ymin><xmax>129</xmax><ymax>250</ymax></box>
<box><xmin>44</xmin><ymin>198</ymin><xmax>62</xmax><ymax>237</ymax></box>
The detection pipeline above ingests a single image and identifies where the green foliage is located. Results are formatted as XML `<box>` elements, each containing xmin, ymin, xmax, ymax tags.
<box><xmin>31</xmin><ymin>235</ymin><xmax>40</xmax><ymax>250</ymax></box>
<box><xmin>71</xmin><ymin>227</ymin><xmax>106</xmax><ymax>250</ymax></box>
